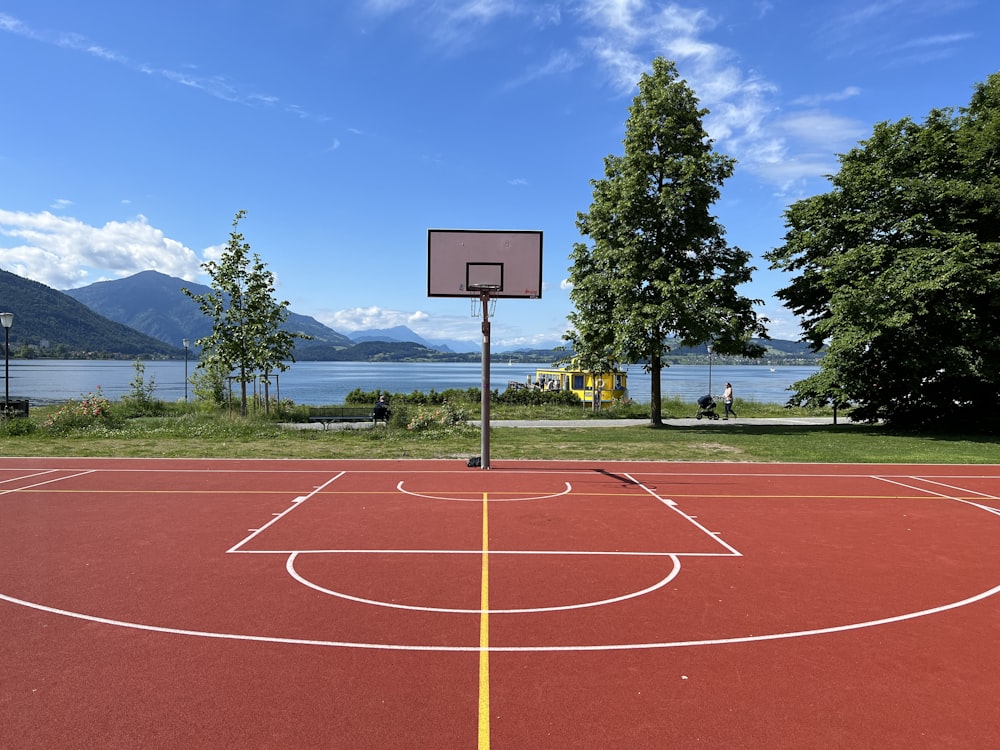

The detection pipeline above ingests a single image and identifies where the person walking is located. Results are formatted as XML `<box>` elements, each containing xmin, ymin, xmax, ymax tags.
<box><xmin>723</xmin><ymin>382</ymin><xmax>736</xmax><ymax>420</ymax></box>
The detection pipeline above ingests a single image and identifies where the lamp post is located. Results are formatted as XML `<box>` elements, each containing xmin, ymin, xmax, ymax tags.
<box><xmin>706</xmin><ymin>341</ymin><xmax>714</xmax><ymax>398</ymax></box>
<box><xmin>1</xmin><ymin>312</ymin><xmax>12</xmax><ymax>410</ymax></box>
<box><xmin>182</xmin><ymin>339</ymin><xmax>189</xmax><ymax>401</ymax></box>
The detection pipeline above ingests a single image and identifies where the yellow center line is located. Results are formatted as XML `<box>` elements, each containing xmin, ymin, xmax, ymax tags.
<box><xmin>478</xmin><ymin>491</ymin><xmax>490</xmax><ymax>750</ymax></box>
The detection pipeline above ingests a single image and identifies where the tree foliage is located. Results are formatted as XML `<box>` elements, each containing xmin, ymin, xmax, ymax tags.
<box><xmin>766</xmin><ymin>73</ymin><xmax>1000</xmax><ymax>431</ymax></box>
<box><xmin>566</xmin><ymin>57</ymin><xmax>766</xmax><ymax>424</ymax></box>
<box><xmin>183</xmin><ymin>211</ymin><xmax>306</xmax><ymax>416</ymax></box>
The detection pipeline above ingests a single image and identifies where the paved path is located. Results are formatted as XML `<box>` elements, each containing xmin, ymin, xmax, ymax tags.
<box><xmin>286</xmin><ymin>416</ymin><xmax>840</xmax><ymax>431</ymax></box>
<box><xmin>479</xmin><ymin>417</ymin><xmax>837</xmax><ymax>428</ymax></box>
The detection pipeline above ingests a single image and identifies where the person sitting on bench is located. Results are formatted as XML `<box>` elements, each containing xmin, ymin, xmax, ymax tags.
<box><xmin>373</xmin><ymin>395</ymin><xmax>391</xmax><ymax>422</ymax></box>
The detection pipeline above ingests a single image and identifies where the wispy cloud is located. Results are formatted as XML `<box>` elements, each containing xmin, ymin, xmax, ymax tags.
<box><xmin>0</xmin><ymin>12</ymin><xmax>327</xmax><ymax>121</ymax></box>
<box><xmin>793</xmin><ymin>86</ymin><xmax>862</xmax><ymax>106</ymax></box>
<box><xmin>820</xmin><ymin>0</ymin><xmax>976</xmax><ymax>61</ymax></box>
<box><xmin>778</xmin><ymin>110</ymin><xmax>867</xmax><ymax>150</ymax></box>
<box><xmin>500</xmin><ymin>48</ymin><xmax>581</xmax><ymax>91</ymax></box>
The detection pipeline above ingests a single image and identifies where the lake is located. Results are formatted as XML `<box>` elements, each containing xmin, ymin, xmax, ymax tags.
<box><xmin>4</xmin><ymin>359</ymin><xmax>818</xmax><ymax>406</ymax></box>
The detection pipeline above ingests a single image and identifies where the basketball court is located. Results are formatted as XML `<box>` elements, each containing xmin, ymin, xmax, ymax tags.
<box><xmin>2</xmin><ymin>457</ymin><xmax>999</xmax><ymax>748</ymax></box>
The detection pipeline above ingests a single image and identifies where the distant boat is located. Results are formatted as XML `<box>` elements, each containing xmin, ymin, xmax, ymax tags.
<box><xmin>511</xmin><ymin>362</ymin><xmax>628</xmax><ymax>406</ymax></box>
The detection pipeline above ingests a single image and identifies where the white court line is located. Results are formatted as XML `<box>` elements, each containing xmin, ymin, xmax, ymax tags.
<box><xmin>286</xmin><ymin>551</ymin><xmax>683</xmax><ymax>614</ymax></box>
<box><xmin>235</xmin><ymin>548</ymin><xmax>732</xmax><ymax>557</ymax></box>
<box><xmin>4</xmin><ymin>579</ymin><xmax>999</xmax><ymax>652</ymax></box>
<box><xmin>875</xmin><ymin>475</ymin><xmax>1000</xmax><ymax>516</ymax></box>
<box><xmin>0</xmin><ymin>469</ymin><xmax>95</xmax><ymax>495</ymax></box>
<box><xmin>4</xmin><ymin>467</ymin><xmax>997</xmax><ymax>652</ymax></box>
<box><xmin>396</xmin><ymin>480</ymin><xmax>572</xmax><ymax>502</ymax></box>
<box><xmin>626</xmin><ymin>473</ymin><xmax>742</xmax><ymax>557</ymax></box>
<box><xmin>226</xmin><ymin>471</ymin><xmax>345</xmax><ymax>553</ymax></box>
<box><xmin>0</xmin><ymin>468</ymin><xmax>59</xmax><ymax>486</ymax></box>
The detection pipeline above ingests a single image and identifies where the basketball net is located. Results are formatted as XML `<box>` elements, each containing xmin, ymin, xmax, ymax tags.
<box><xmin>469</xmin><ymin>286</ymin><xmax>499</xmax><ymax>318</ymax></box>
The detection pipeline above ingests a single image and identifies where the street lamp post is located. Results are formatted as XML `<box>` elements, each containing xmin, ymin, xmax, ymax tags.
<box><xmin>706</xmin><ymin>341</ymin><xmax>714</xmax><ymax>398</ymax></box>
<box><xmin>182</xmin><ymin>339</ymin><xmax>190</xmax><ymax>401</ymax></box>
<box><xmin>1</xmin><ymin>312</ymin><xmax>13</xmax><ymax>411</ymax></box>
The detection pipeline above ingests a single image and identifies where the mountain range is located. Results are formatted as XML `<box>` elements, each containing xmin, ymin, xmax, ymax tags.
<box><xmin>1</xmin><ymin>268</ymin><xmax>818</xmax><ymax>362</ymax></box>
<box><xmin>0</xmin><ymin>268</ymin><xmax>517</xmax><ymax>360</ymax></box>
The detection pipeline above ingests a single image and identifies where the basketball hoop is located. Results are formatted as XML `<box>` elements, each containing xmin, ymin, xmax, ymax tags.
<box><xmin>427</xmin><ymin>229</ymin><xmax>543</xmax><ymax>470</ymax></box>
<box><xmin>468</xmin><ymin>284</ymin><xmax>500</xmax><ymax>318</ymax></box>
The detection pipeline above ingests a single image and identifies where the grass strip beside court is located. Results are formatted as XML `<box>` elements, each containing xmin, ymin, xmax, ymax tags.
<box><xmin>2</xmin><ymin>418</ymin><xmax>998</xmax><ymax>463</ymax></box>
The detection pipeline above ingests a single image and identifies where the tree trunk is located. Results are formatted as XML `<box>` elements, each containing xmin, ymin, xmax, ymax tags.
<box><xmin>239</xmin><ymin>366</ymin><xmax>248</xmax><ymax>417</ymax></box>
<box><xmin>650</xmin><ymin>352</ymin><xmax>663</xmax><ymax>426</ymax></box>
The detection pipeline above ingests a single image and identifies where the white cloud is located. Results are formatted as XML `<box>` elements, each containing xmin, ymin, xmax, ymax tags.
<box><xmin>315</xmin><ymin>304</ymin><xmax>563</xmax><ymax>348</ymax></box>
<box><xmin>0</xmin><ymin>210</ymin><xmax>202</xmax><ymax>289</ymax></box>
<box><xmin>320</xmin><ymin>306</ymin><xmax>414</xmax><ymax>331</ymax></box>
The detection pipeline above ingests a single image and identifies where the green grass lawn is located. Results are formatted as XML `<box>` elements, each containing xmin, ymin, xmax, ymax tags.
<box><xmin>2</xmin><ymin>399</ymin><xmax>997</xmax><ymax>463</ymax></box>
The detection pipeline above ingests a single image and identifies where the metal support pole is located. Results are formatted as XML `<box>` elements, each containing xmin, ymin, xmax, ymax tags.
<box><xmin>3</xmin><ymin>324</ymin><xmax>9</xmax><ymax>408</ymax></box>
<box><xmin>480</xmin><ymin>291</ymin><xmax>491</xmax><ymax>470</ymax></box>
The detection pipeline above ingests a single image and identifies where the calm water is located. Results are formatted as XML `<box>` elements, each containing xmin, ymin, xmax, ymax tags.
<box><xmin>5</xmin><ymin>359</ymin><xmax>818</xmax><ymax>406</ymax></box>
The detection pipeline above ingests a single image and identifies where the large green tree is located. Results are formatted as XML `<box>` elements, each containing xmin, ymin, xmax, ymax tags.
<box><xmin>183</xmin><ymin>211</ymin><xmax>305</xmax><ymax>416</ymax></box>
<box><xmin>566</xmin><ymin>57</ymin><xmax>766</xmax><ymax>425</ymax></box>
<box><xmin>766</xmin><ymin>73</ymin><xmax>1000</xmax><ymax>431</ymax></box>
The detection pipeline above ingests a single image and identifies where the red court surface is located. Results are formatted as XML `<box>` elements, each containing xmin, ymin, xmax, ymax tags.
<box><xmin>2</xmin><ymin>457</ymin><xmax>999</xmax><ymax>749</ymax></box>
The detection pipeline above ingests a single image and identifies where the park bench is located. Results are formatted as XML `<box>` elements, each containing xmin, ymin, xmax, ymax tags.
<box><xmin>307</xmin><ymin>405</ymin><xmax>389</xmax><ymax>429</ymax></box>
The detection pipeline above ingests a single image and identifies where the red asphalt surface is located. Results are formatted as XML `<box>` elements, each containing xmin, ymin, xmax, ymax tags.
<box><xmin>1</xmin><ymin>457</ymin><xmax>999</xmax><ymax>749</ymax></box>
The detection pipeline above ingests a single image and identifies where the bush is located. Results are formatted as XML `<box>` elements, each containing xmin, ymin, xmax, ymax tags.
<box><xmin>0</xmin><ymin>415</ymin><xmax>36</xmax><ymax>436</ymax></box>
<box><xmin>120</xmin><ymin>360</ymin><xmax>164</xmax><ymax>417</ymax></box>
<box><xmin>406</xmin><ymin>401</ymin><xmax>471</xmax><ymax>432</ymax></box>
<box><xmin>494</xmin><ymin>387</ymin><xmax>582</xmax><ymax>406</ymax></box>
<box><xmin>42</xmin><ymin>388</ymin><xmax>124</xmax><ymax>433</ymax></box>
<box><xmin>346</xmin><ymin>387</ymin><xmax>482</xmax><ymax>406</ymax></box>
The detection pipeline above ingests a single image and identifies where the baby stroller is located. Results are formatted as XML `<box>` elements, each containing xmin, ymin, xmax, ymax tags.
<box><xmin>695</xmin><ymin>394</ymin><xmax>720</xmax><ymax>420</ymax></box>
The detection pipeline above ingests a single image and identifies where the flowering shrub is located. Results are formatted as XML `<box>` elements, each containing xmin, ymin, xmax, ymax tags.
<box><xmin>406</xmin><ymin>400</ymin><xmax>470</xmax><ymax>432</ymax></box>
<box><xmin>43</xmin><ymin>387</ymin><xmax>123</xmax><ymax>433</ymax></box>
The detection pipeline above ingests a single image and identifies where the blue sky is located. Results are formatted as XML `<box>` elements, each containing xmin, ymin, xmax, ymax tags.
<box><xmin>1</xmin><ymin>1</ymin><xmax>996</xmax><ymax>348</ymax></box>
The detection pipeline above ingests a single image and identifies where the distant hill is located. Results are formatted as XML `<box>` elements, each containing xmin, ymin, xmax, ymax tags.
<box><xmin>349</xmin><ymin>325</ymin><xmax>431</xmax><ymax>346</ymax></box>
<box><xmin>349</xmin><ymin>325</ymin><xmax>481</xmax><ymax>354</ymax></box>
<box><xmin>0</xmin><ymin>268</ymin><xmax>180</xmax><ymax>357</ymax></box>
<box><xmin>64</xmin><ymin>270</ymin><xmax>355</xmax><ymax>353</ymax></box>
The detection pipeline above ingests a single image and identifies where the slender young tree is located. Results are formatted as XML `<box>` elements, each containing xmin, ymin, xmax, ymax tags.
<box><xmin>566</xmin><ymin>57</ymin><xmax>766</xmax><ymax>425</ymax></box>
<box><xmin>183</xmin><ymin>210</ymin><xmax>305</xmax><ymax>416</ymax></box>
